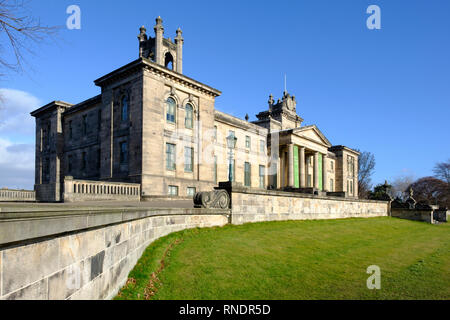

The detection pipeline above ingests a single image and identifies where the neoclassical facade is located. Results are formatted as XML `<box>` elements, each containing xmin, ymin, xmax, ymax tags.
<box><xmin>31</xmin><ymin>17</ymin><xmax>359</xmax><ymax>202</ymax></box>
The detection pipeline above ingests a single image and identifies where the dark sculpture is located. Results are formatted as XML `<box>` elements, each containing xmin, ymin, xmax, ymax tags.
<box><xmin>194</xmin><ymin>190</ymin><xmax>230</xmax><ymax>209</ymax></box>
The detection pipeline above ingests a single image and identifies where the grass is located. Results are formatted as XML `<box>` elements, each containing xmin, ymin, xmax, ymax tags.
<box><xmin>115</xmin><ymin>217</ymin><xmax>450</xmax><ymax>300</ymax></box>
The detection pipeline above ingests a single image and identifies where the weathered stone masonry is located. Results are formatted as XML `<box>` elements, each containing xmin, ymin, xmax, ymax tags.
<box><xmin>0</xmin><ymin>207</ymin><xmax>229</xmax><ymax>300</ymax></box>
<box><xmin>0</xmin><ymin>190</ymin><xmax>389</xmax><ymax>300</ymax></box>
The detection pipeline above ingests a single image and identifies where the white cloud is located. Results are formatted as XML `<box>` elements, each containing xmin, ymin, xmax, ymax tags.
<box><xmin>0</xmin><ymin>88</ymin><xmax>40</xmax><ymax>137</ymax></box>
<box><xmin>0</xmin><ymin>133</ymin><xmax>35</xmax><ymax>190</ymax></box>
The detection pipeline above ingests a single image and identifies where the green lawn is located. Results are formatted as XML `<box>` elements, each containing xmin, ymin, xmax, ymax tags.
<box><xmin>115</xmin><ymin>217</ymin><xmax>450</xmax><ymax>300</ymax></box>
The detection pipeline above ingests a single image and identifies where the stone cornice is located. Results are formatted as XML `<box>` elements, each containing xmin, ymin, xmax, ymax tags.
<box><xmin>63</xmin><ymin>95</ymin><xmax>102</xmax><ymax>116</ymax></box>
<box><xmin>30</xmin><ymin>101</ymin><xmax>73</xmax><ymax>118</ymax></box>
<box><xmin>329</xmin><ymin>145</ymin><xmax>361</xmax><ymax>156</ymax></box>
<box><xmin>214</xmin><ymin>110</ymin><xmax>268</xmax><ymax>136</ymax></box>
<box><xmin>94</xmin><ymin>58</ymin><xmax>222</xmax><ymax>98</ymax></box>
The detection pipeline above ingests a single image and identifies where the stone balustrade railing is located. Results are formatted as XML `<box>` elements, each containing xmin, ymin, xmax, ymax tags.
<box><xmin>63</xmin><ymin>177</ymin><xmax>141</xmax><ymax>202</ymax></box>
<box><xmin>0</xmin><ymin>188</ymin><xmax>36</xmax><ymax>202</ymax></box>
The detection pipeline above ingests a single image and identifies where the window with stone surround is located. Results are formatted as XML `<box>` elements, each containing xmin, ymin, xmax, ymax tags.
<box><xmin>121</xmin><ymin>96</ymin><xmax>129</xmax><ymax>122</ymax></box>
<box><xmin>120</xmin><ymin>142</ymin><xmax>128</xmax><ymax>164</ymax></box>
<box><xmin>184</xmin><ymin>147</ymin><xmax>193</xmax><ymax>172</ymax></box>
<box><xmin>187</xmin><ymin>187</ymin><xmax>196</xmax><ymax>197</ymax></box>
<box><xmin>244</xmin><ymin>162</ymin><xmax>251</xmax><ymax>187</ymax></box>
<box><xmin>166</xmin><ymin>143</ymin><xmax>176</xmax><ymax>170</ymax></box>
<box><xmin>166</xmin><ymin>97</ymin><xmax>176</xmax><ymax>123</ymax></box>
<box><xmin>245</xmin><ymin>136</ymin><xmax>251</xmax><ymax>149</ymax></box>
<box><xmin>185</xmin><ymin>103</ymin><xmax>193</xmax><ymax>129</ymax></box>
<box><xmin>259</xmin><ymin>165</ymin><xmax>265</xmax><ymax>189</ymax></box>
<box><xmin>260</xmin><ymin>140</ymin><xmax>265</xmax><ymax>154</ymax></box>
<box><xmin>168</xmin><ymin>185</ymin><xmax>178</xmax><ymax>196</ymax></box>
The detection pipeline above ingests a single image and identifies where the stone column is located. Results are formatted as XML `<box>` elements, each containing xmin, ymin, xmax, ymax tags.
<box><xmin>288</xmin><ymin>144</ymin><xmax>294</xmax><ymax>187</ymax></box>
<box><xmin>323</xmin><ymin>155</ymin><xmax>328</xmax><ymax>192</ymax></box>
<box><xmin>154</xmin><ymin>16</ymin><xmax>164</xmax><ymax>66</ymax></box>
<box><xmin>175</xmin><ymin>28</ymin><xmax>184</xmax><ymax>74</ymax></box>
<box><xmin>299</xmin><ymin>147</ymin><xmax>306</xmax><ymax>188</ymax></box>
<box><xmin>313</xmin><ymin>152</ymin><xmax>319</xmax><ymax>189</ymax></box>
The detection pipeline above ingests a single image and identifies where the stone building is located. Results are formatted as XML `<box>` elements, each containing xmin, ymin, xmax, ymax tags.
<box><xmin>31</xmin><ymin>17</ymin><xmax>359</xmax><ymax>202</ymax></box>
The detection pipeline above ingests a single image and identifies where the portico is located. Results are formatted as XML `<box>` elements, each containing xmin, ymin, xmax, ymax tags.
<box><xmin>277</xmin><ymin>125</ymin><xmax>332</xmax><ymax>192</ymax></box>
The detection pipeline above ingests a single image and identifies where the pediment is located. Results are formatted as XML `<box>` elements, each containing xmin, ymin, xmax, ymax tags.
<box><xmin>294</xmin><ymin>125</ymin><xmax>332</xmax><ymax>147</ymax></box>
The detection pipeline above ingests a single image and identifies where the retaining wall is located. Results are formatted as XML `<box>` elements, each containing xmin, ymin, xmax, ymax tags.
<box><xmin>230</xmin><ymin>187</ymin><xmax>389</xmax><ymax>225</ymax></box>
<box><xmin>0</xmin><ymin>207</ymin><xmax>229</xmax><ymax>300</ymax></box>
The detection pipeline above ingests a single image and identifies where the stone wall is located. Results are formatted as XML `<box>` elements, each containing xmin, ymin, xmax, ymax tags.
<box><xmin>229</xmin><ymin>187</ymin><xmax>389</xmax><ymax>225</ymax></box>
<box><xmin>0</xmin><ymin>189</ymin><xmax>35</xmax><ymax>202</ymax></box>
<box><xmin>63</xmin><ymin>177</ymin><xmax>141</xmax><ymax>202</ymax></box>
<box><xmin>391</xmin><ymin>208</ymin><xmax>434</xmax><ymax>224</ymax></box>
<box><xmin>0</xmin><ymin>207</ymin><xmax>229</xmax><ymax>300</ymax></box>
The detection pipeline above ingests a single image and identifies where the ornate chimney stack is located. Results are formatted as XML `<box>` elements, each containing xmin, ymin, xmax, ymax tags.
<box><xmin>154</xmin><ymin>16</ymin><xmax>164</xmax><ymax>65</ymax></box>
<box><xmin>175</xmin><ymin>27</ymin><xmax>184</xmax><ymax>74</ymax></box>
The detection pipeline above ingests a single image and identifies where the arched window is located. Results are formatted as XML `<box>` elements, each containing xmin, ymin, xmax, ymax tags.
<box><xmin>165</xmin><ymin>52</ymin><xmax>174</xmax><ymax>70</ymax></box>
<box><xmin>166</xmin><ymin>97</ymin><xmax>176</xmax><ymax>123</ymax></box>
<box><xmin>185</xmin><ymin>103</ymin><xmax>193</xmax><ymax>129</ymax></box>
<box><xmin>121</xmin><ymin>96</ymin><xmax>128</xmax><ymax>121</ymax></box>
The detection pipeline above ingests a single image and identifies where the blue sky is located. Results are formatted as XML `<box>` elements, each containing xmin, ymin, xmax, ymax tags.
<box><xmin>0</xmin><ymin>0</ymin><xmax>449</xmax><ymax>189</ymax></box>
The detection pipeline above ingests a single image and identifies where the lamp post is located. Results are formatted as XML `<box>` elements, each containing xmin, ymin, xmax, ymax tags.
<box><xmin>226</xmin><ymin>134</ymin><xmax>237</xmax><ymax>182</ymax></box>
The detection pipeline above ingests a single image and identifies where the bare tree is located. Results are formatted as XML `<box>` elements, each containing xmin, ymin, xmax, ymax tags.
<box><xmin>433</xmin><ymin>159</ymin><xmax>450</xmax><ymax>185</ymax></box>
<box><xmin>390</xmin><ymin>174</ymin><xmax>415</xmax><ymax>200</ymax></box>
<box><xmin>408</xmin><ymin>177</ymin><xmax>449</xmax><ymax>208</ymax></box>
<box><xmin>357</xmin><ymin>150</ymin><xmax>375</xmax><ymax>199</ymax></box>
<box><xmin>0</xmin><ymin>0</ymin><xmax>59</xmax><ymax>74</ymax></box>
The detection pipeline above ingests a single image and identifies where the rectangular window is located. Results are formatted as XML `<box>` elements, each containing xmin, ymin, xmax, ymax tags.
<box><xmin>260</xmin><ymin>140</ymin><xmax>265</xmax><ymax>154</ymax></box>
<box><xmin>81</xmin><ymin>152</ymin><xmax>87</xmax><ymax>170</ymax></box>
<box><xmin>120</xmin><ymin>142</ymin><xmax>128</xmax><ymax>164</ymax></box>
<box><xmin>330</xmin><ymin>179</ymin><xmax>334</xmax><ymax>192</ymax></box>
<box><xmin>330</xmin><ymin>160</ymin><xmax>334</xmax><ymax>171</ymax></box>
<box><xmin>187</xmin><ymin>187</ymin><xmax>196</xmax><ymax>197</ymax></box>
<box><xmin>347</xmin><ymin>156</ymin><xmax>355</xmax><ymax>177</ymax></box>
<box><xmin>166</xmin><ymin>143</ymin><xmax>176</xmax><ymax>170</ymax></box>
<box><xmin>245</xmin><ymin>136</ymin><xmax>251</xmax><ymax>149</ymax></box>
<box><xmin>168</xmin><ymin>185</ymin><xmax>179</xmax><ymax>196</ymax></box>
<box><xmin>350</xmin><ymin>180</ymin><xmax>354</xmax><ymax>195</ymax></box>
<box><xmin>184</xmin><ymin>147</ymin><xmax>193</xmax><ymax>172</ymax></box>
<box><xmin>82</xmin><ymin>115</ymin><xmax>87</xmax><ymax>136</ymax></box>
<box><xmin>259</xmin><ymin>165</ymin><xmax>265</xmax><ymax>189</ymax></box>
<box><xmin>244</xmin><ymin>162</ymin><xmax>251</xmax><ymax>187</ymax></box>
